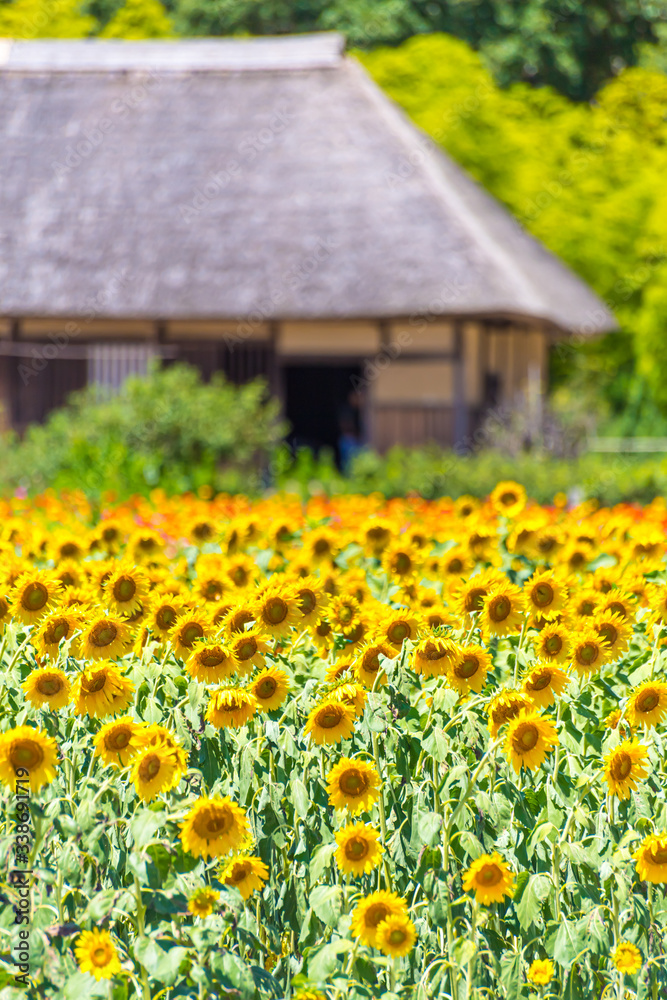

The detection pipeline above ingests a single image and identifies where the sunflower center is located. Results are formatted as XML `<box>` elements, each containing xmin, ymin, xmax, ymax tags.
<box><xmin>425</xmin><ymin>643</ymin><xmax>447</xmax><ymax>661</ymax></box>
<box><xmin>91</xmin><ymin>622</ymin><xmax>118</xmax><ymax>648</ymax></box>
<box><xmin>478</xmin><ymin>864</ymin><xmax>502</xmax><ymax>886</ymax></box>
<box><xmin>114</xmin><ymin>577</ymin><xmax>136</xmax><ymax>602</ymax></box>
<box><xmin>200</xmin><ymin>650</ymin><xmax>225</xmax><ymax>668</ymax></box>
<box><xmin>48</xmin><ymin>619</ymin><xmax>70</xmax><ymax>644</ymax></box>
<box><xmin>516</xmin><ymin>724</ymin><xmax>539</xmax><ymax>751</ymax></box>
<box><xmin>529</xmin><ymin>671</ymin><xmax>551</xmax><ymax>691</ymax></box>
<box><xmin>598</xmin><ymin>624</ymin><xmax>617</xmax><ymax>644</ymax></box>
<box><xmin>500</xmin><ymin>491</ymin><xmax>517</xmax><ymax>506</ymax></box>
<box><xmin>314</xmin><ymin>538</ymin><xmax>331</xmax><ymax>555</ymax></box>
<box><xmin>607</xmin><ymin>601</ymin><xmax>627</xmax><ymax>618</ymax></box>
<box><xmin>345</xmin><ymin>837</ymin><xmax>368</xmax><ymax>860</ymax></box>
<box><xmin>544</xmin><ymin>635</ymin><xmax>563</xmax><ymax>655</ymax></box>
<box><xmin>83</xmin><ymin>673</ymin><xmax>107</xmax><ymax>693</ymax></box>
<box><xmin>91</xmin><ymin>947</ymin><xmax>109</xmax><ymax>966</ymax></box>
<box><xmin>394</xmin><ymin>553</ymin><xmax>411</xmax><ymax>574</ymax></box>
<box><xmin>577</xmin><ymin>642</ymin><xmax>598</xmax><ymax>666</ymax></box>
<box><xmin>316</xmin><ymin>623</ymin><xmax>331</xmax><ymax>638</ymax></box>
<box><xmin>339</xmin><ymin>768</ymin><xmax>367</xmax><ymax>796</ymax></box>
<box><xmin>139</xmin><ymin>754</ymin><xmax>162</xmax><ymax>781</ymax></box>
<box><xmin>10</xmin><ymin>739</ymin><xmax>44</xmax><ymax>771</ymax></box>
<box><xmin>456</xmin><ymin>657</ymin><xmax>478</xmax><ymax>679</ymax></box>
<box><xmin>37</xmin><ymin>676</ymin><xmax>63</xmax><ymax>696</ymax></box>
<box><xmin>266</xmin><ymin>598</ymin><xmax>288</xmax><ymax>624</ymax></box>
<box><xmin>229</xmin><ymin>863</ymin><xmax>249</xmax><ymax>883</ymax></box>
<box><xmin>156</xmin><ymin>606</ymin><xmax>176</xmax><ymax>630</ymax></box>
<box><xmin>237</xmin><ymin>639</ymin><xmax>257</xmax><ymax>660</ymax></box>
<box><xmin>465</xmin><ymin>588</ymin><xmax>487</xmax><ymax>613</ymax></box>
<box><xmin>362</xmin><ymin>653</ymin><xmax>380</xmax><ymax>673</ymax></box>
<box><xmin>257</xmin><ymin>678</ymin><xmax>277</xmax><ymax>699</ymax></box>
<box><xmin>489</xmin><ymin>596</ymin><xmax>511</xmax><ymax>622</ymax></box>
<box><xmin>389</xmin><ymin>928</ymin><xmax>407</xmax><ymax>945</ymax></box>
<box><xmin>649</xmin><ymin>847</ymin><xmax>667</xmax><ymax>865</ymax></box>
<box><xmin>109</xmin><ymin>729</ymin><xmax>131</xmax><ymax>750</ymax></box>
<box><xmin>388</xmin><ymin>623</ymin><xmax>409</xmax><ymax>643</ymax></box>
<box><xmin>611</xmin><ymin>752</ymin><xmax>633</xmax><ymax>781</ymax></box>
<box><xmin>232</xmin><ymin>568</ymin><xmax>248</xmax><ymax>587</ymax></box>
<box><xmin>204</xmin><ymin>581</ymin><xmax>223</xmax><ymax>600</ymax></box>
<box><xmin>367</xmin><ymin>903</ymin><xmax>391</xmax><ymax>928</ymax></box>
<box><xmin>532</xmin><ymin>583</ymin><xmax>554</xmax><ymax>608</ymax></box>
<box><xmin>181</xmin><ymin>623</ymin><xmax>203</xmax><ymax>647</ymax></box>
<box><xmin>338</xmin><ymin>605</ymin><xmax>354</xmax><ymax>624</ymax></box>
<box><xmin>345</xmin><ymin>622</ymin><xmax>365</xmax><ymax>643</ymax></box>
<box><xmin>299</xmin><ymin>590</ymin><xmax>317</xmax><ymax>614</ymax></box>
<box><xmin>193</xmin><ymin>522</ymin><xmax>213</xmax><ymax>540</ymax></box>
<box><xmin>317</xmin><ymin>706</ymin><xmax>343</xmax><ymax>729</ymax></box>
<box><xmin>448</xmin><ymin>558</ymin><xmax>463</xmax><ymax>573</ymax></box>
<box><xmin>22</xmin><ymin>582</ymin><xmax>49</xmax><ymax>612</ymax></box>
<box><xmin>638</xmin><ymin>691</ymin><xmax>659</xmax><ymax>713</ymax></box>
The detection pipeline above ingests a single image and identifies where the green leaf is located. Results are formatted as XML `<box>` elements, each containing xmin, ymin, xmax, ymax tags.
<box><xmin>155</xmin><ymin>946</ymin><xmax>189</xmax><ymax>986</ymax></box>
<box><xmin>514</xmin><ymin>874</ymin><xmax>551</xmax><ymax>931</ymax></box>
<box><xmin>129</xmin><ymin>809</ymin><xmax>165</xmax><ymax>849</ymax></box>
<box><xmin>309</xmin><ymin>884</ymin><xmax>342</xmax><ymax>926</ymax></box>
<box><xmin>418</xmin><ymin>810</ymin><xmax>443</xmax><ymax>847</ymax></box>
<box><xmin>309</xmin><ymin>842</ymin><xmax>336</xmax><ymax>882</ymax></box>
<box><xmin>307</xmin><ymin>939</ymin><xmax>354</xmax><ymax>981</ymax></box>
<box><xmin>553</xmin><ymin>917</ymin><xmax>590</xmax><ymax>969</ymax></box>
<box><xmin>290</xmin><ymin>776</ymin><xmax>310</xmax><ymax>819</ymax></box>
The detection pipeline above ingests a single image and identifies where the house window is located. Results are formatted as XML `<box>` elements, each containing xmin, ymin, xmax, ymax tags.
<box><xmin>87</xmin><ymin>343</ymin><xmax>157</xmax><ymax>395</ymax></box>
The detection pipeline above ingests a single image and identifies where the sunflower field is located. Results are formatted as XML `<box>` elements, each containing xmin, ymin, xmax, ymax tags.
<box><xmin>2</xmin><ymin>483</ymin><xmax>667</xmax><ymax>999</ymax></box>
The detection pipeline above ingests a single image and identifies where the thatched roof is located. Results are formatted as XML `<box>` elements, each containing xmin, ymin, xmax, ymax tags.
<box><xmin>0</xmin><ymin>35</ymin><xmax>614</xmax><ymax>334</ymax></box>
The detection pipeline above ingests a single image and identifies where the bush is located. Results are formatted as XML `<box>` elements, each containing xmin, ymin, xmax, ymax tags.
<box><xmin>272</xmin><ymin>445</ymin><xmax>667</xmax><ymax>506</ymax></box>
<box><xmin>0</xmin><ymin>362</ymin><xmax>286</xmax><ymax>499</ymax></box>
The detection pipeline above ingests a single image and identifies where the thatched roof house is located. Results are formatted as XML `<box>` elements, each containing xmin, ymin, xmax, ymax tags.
<box><xmin>0</xmin><ymin>34</ymin><xmax>614</xmax><ymax>454</ymax></box>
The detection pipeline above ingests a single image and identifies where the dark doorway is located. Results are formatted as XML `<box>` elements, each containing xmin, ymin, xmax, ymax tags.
<box><xmin>284</xmin><ymin>364</ymin><xmax>363</xmax><ymax>468</ymax></box>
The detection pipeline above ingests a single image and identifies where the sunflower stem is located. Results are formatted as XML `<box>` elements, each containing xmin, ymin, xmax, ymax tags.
<box><xmin>465</xmin><ymin>899</ymin><xmax>477</xmax><ymax>999</ymax></box>
<box><xmin>133</xmin><ymin>874</ymin><xmax>152</xmax><ymax>1000</ymax></box>
<box><xmin>513</xmin><ymin>619</ymin><xmax>528</xmax><ymax>687</ymax></box>
<box><xmin>371</xmin><ymin>731</ymin><xmax>393</xmax><ymax>892</ymax></box>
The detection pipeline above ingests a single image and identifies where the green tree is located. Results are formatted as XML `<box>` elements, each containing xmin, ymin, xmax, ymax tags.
<box><xmin>0</xmin><ymin>0</ymin><xmax>95</xmax><ymax>37</ymax></box>
<box><xmin>99</xmin><ymin>0</ymin><xmax>172</xmax><ymax>37</ymax></box>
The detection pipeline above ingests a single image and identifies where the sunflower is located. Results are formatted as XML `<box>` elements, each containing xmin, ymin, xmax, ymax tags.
<box><xmin>186</xmin><ymin>642</ymin><xmax>239</xmax><ymax>684</ymax></box>
<box><xmin>311</xmin><ymin>620</ymin><xmax>334</xmax><ymax>654</ymax></box>
<box><xmin>94</xmin><ymin>716</ymin><xmax>144</xmax><ymax>767</ymax></box>
<box><xmin>137</xmin><ymin>725</ymin><xmax>188</xmax><ymax>779</ymax></box>
<box><xmin>242</xmin><ymin>667</ymin><xmax>287</xmax><ymax>713</ymax></box>
<box><xmin>603</xmin><ymin>740</ymin><xmax>649</xmax><ymax>799</ymax></box>
<box><xmin>293</xmin><ymin>577</ymin><xmax>329</xmax><ymax>627</ymax></box>
<box><xmin>413</xmin><ymin>637</ymin><xmax>455</xmax><ymax>679</ymax></box>
<box><xmin>375</xmin><ymin>914</ymin><xmax>417</xmax><ymax>958</ymax></box>
<box><xmin>74</xmin><ymin>929</ymin><xmax>121</xmax><ymax>981</ymax></box>
<box><xmin>330</xmin><ymin>680</ymin><xmax>367</xmax><ymax>717</ymax></box>
<box><xmin>533</xmin><ymin>623</ymin><xmax>570</xmax><ymax>664</ymax></box>
<box><xmin>206</xmin><ymin>688</ymin><xmax>258</xmax><ymax>729</ymax></box>
<box><xmin>181</xmin><ymin>795</ymin><xmax>251</xmax><ymax>859</ymax></box>
<box><xmin>462</xmin><ymin>852</ymin><xmax>515</xmax><ymax>905</ymax></box>
<box><xmin>103</xmin><ymin>563</ymin><xmax>149</xmax><ymax>617</ymax></box>
<box><xmin>592</xmin><ymin>612</ymin><xmax>632</xmax><ymax>659</ymax></box>
<box><xmin>486</xmin><ymin>691</ymin><xmax>534</xmax><ymax>738</ymax></box>
<box><xmin>219</xmin><ymin>855</ymin><xmax>269</xmax><ymax>899</ymax></box>
<box><xmin>10</xmin><ymin>570</ymin><xmax>62</xmax><ymax>625</ymax></box>
<box><xmin>480</xmin><ymin>583</ymin><xmax>526</xmax><ymax>639</ymax></box>
<box><xmin>350</xmin><ymin>891</ymin><xmax>408</xmax><ymax>947</ymax></box>
<box><xmin>187</xmin><ymin>887</ymin><xmax>220</xmax><ymax>917</ymax></box>
<box><xmin>129</xmin><ymin>528</ymin><xmax>165</xmax><ymax>562</ymax></box>
<box><xmin>80</xmin><ymin>615</ymin><xmax>132</xmax><ymax>661</ymax></box>
<box><xmin>353</xmin><ymin>642</ymin><xmax>392</xmax><ymax>688</ymax></box>
<box><xmin>329</xmin><ymin>595</ymin><xmax>362</xmax><ymax>634</ymax></box>
<box><xmin>521</xmin><ymin>664</ymin><xmax>570</xmax><ymax>708</ymax></box>
<box><xmin>335</xmin><ymin>822</ymin><xmax>383</xmax><ymax>876</ymax></box>
<box><xmin>327</xmin><ymin>757</ymin><xmax>381</xmax><ymax>814</ymax></box>
<box><xmin>490</xmin><ymin>481</ymin><xmax>526</xmax><ymax>518</ymax></box>
<box><xmin>22</xmin><ymin>666</ymin><xmax>71</xmax><ymax>710</ymax></box>
<box><xmin>523</xmin><ymin>570</ymin><xmax>568</xmax><ymax>621</ymax></box>
<box><xmin>626</xmin><ymin>681</ymin><xmax>667</xmax><ymax>729</ymax></box>
<box><xmin>169</xmin><ymin>612</ymin><xmax>213</xmax><ymax>660</ymax></box>
<box><xmin>568</xmin><ymin>627</ymin><xmax>612</xmax><ymax>677</ymax></box>
<box><xmin>527</xmin><ymin>959</ymin><xmax>554</xmax><ymax>985</ymax></box>
<box><xmin>220</xmin><ymin>603</ymin><xmax>257</xmax><ymax>634</ymax></box>
<box><xmin>600</xmin><ymin>590</ymin><xmax>636</xmax><ymax>622</ymax></box>
<box><xmin>225</xmin><ymin>554</ymin><xmax>257</xmax><ymax>591</ymax></box>
<box><xmin>325</xmin><ymin>657</ymin><xmax>353</xmax><ymax>683</ymax></box>
<box><xmin>505</xmin><ymin>710</ymin><xmax>558</xmax><ymax>774</ymax></box>
<box><xmin>252</xmin><ymin>581</ymin><xmax>301</xmax><ymax>638</ymax></box>
<box><xmin>612</xmin><ymin>942</ymin><xmax>642</xmax><ymax>975</ymax></box>
<box><xmin>305</xmin><ymin>699</ymin><xmax>355</xmax><ymax>745</ymax></box>
<box><xmin>0</xmin><ymin>725</ymin><xmax>59</xmax><ymax>791</ymax></box>
<box><xmin>382</xmin><ymin>543</ymin><xmax>421</xmax><ymax>581</ymax></box>
<box><xmin>72</xmin><ymin>663</ymin><xmax>135</xmax><ymax>718</ymax></box>
<box><xmin>131</xmin><ymin>743</ymin><xmax>183</xmax><ymax>801</ymax></box>
<box><xmin>362</xmin><ymin>518</ymin><xmax>394</xmax><ymax>556</ymax></box>
<box><xmin>145</xmin><ymin>597</ymin><xmax>186</xmax><ymax>644</ymax></box>
<box><xmin>375</xmin><ymin>611</ymin><xmax>421</xmax><ymax>652</ymax></box>
<box><xmin>448</xmin><ymin>644</ymin><xmax>491</xmax><ymax>695</ymax></box>
<box><xmin>194</xmin><ymin>571</ymin><xmax>228</xmax><ymax>604</ymax></box>
<box><xmin>228</xmin><ymin>626</ymin><xmax>271</xmax><ymax>674</ymax></box>
<box><xmin>53</xmin><ymin>559</ymin><xmax>83</xmax><ymax>589</ymax></box>
<box><xmin>633</xmin><ymin>832</ymin><xmax>667</xmax><ymax>883</ymax></box>
<box><xmin>304</xmin><ymin>527</ymin><xmax>339</xmax><ymax>564</ymax></box>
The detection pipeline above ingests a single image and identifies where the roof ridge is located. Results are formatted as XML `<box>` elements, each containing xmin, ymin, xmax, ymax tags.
<box><xmin>0</xmin><ymin>33</ymin><xmax>346</xmax><ymax>73</ymax></box>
